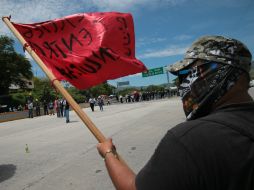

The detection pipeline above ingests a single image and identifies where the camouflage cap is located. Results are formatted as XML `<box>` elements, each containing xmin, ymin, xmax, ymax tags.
<box><xmin>168</xmin><ymin>35</ymin><xmax>252</xmax><ymax>75</ymax></box>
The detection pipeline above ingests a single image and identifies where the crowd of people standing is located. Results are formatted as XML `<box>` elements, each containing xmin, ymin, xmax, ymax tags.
<box><xmin>26</xmin><ymin>98</ymin><xmax>70</xmax><ymax>123</ymax></box>
<box><xmin>87</xmin><ymin>90</ymin><xmax>177</xmax><ymax>112</ymax></box>
<box><xmin>116</xmin><ymin>89</ymin><xmax>176</xmax><ymax>104</ymax></box>
<box><xmin>88</xmin><ymin>96</ymin><xmax>104</xmax><ymax>112</ymax></box>
<box><xmin>8</xmin><ymin>89</ymin><xmax>177</xmax><ymax>119</ymax></box>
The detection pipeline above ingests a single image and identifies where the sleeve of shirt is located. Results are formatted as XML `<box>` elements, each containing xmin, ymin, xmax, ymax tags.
<box><xmin>135</xmin><ymin>131</ymin><xmax>201</xmax><ymax>190</ymax></box>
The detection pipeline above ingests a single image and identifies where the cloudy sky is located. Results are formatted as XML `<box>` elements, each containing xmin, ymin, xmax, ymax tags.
<box><xmin>1</xmin><ymin>0</ymin><xmax>254</xmax><ymax>87</ymax></box>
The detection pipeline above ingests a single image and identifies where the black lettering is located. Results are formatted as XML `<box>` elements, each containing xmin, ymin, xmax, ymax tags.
<box><xmin>124</xmin><ymin>48</ymin><xmax>131</xmax><ymax>57</ymax></box>
<box><xmin>55</xmin><ymin>44</ymin><xmax>67</xmax><ymax>58</ymax></box>
<box><xmin>70</xmin><ymin>64</ymin><xmax>88</xmax><ymax>75</ymax></box>
<box><xmin>79</xmin><ymin>28</ymin><xmax>92</xmax><ymax>45</ymax></box>
<box><xmin>22</xmin><ymin>27</ymin><xmax>33</xmax><ymax>39</ymax></box>
<box><xmin>28</xmin><ymin>41</ymin><xmax>46</xmax><ymax>56</ymax></box>
<box><xmin>86</xmin><ymin>58</ymin><xmax>102</xmax><ymax>70</ymax></box>
<box><xmin>92</xmin><ymin>47</ymin><xmax>116</xmax><ymax>63</ymax></box>
<box><xmin>123</xmin><ymin>33</ymin><xmax>131</xmax><ymax>45</ymax></box>
<box><xmin>69</xmin><ymin>64</ymin><xmax>76</xmax><ymax>69</ymax></box>
<box><xmin>52</xmin><ymin>22</ymin><xmax>58</xmax><ymax>33</ymax></box>
<box><xmin>66</xmin><ymin>67</ymin><xmax>78</xmax><ymax>79</ymax></box>
<box><xmin>43</xmin><ymin>41</ymin><xmax>59</xmax><ymax>58</ymax></box>
<box><xmin>55</xmin><ymin>66</ymin><xmax>74</xmax><ymax>79</ymax></box>
<box><xmin>60</xmin><ymin>17</ymin><xmax>84</xmax><ymax>31</ymax></box>
<box><xmin>41</xmin><ymin>25</ymin><xmax>51</xmax><ymax>33</ymax></box>
<box><xmin>65</xmin><ymin>18</ymin><xmax>76</xmax><ymax>28</ymax></box>
<box><xmin>78</xmin><ymin>14</ymin><xmax>85</xmax><ymax>23</ymax></box>
<box><xmin>82</xmin><ymin>63</ymin><xmax>97</xmax><ymax>73</ymax></box>
<box><xmin>34</xmin><ymin>25</ymin><xmax>44</xmax><ymax>38</ymax></box>
<box><xmin>60</xmin><ymin>20</ymin><xmax>65</xmax><ymax>30</ymax></box>
<box><xmin>116</xmin><ymin>17</ymin><xmax>132</xmax><ymax>52</ymax></box>
<box><xmin>62</xmin><ymin>33</ymin><xmax>83</xmax><ymax>51</ymax></box>
<box><xmin>78</xmin><ymin>65</ymin><xmax>90</xmax><ymax>73</ymax></box>
<box><xmin>116</xmin><ymin>17</ymin><xmax>127</xmax><ymax>30</ymax></box>
<box><xmin>105</xmin><ymin>47</ymin><xmax>120</xmax><ymax>60</ymax></box>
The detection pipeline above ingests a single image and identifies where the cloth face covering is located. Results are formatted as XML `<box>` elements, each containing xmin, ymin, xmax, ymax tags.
<box><xmin>178</xmin><ymin>61</ymin><xmax>244</xmax><ymax>120</ymax></box>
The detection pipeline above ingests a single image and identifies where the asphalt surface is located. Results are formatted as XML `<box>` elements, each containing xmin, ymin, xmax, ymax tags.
<box><xmin>0</xmin><ymin>88</ymin><xmax>253</xmax><ymax>190</ymax></box>
<box><xmin>0</xmin><ymin>97</ymin><xmax>185</xmax><ymax>190</ymax></box>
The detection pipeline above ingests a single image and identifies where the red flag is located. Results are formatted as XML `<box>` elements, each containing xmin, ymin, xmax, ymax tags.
<box><xmin>12</xmin><ymin>12</ymin><xmax>147</xmax><ymax>89</ymax></box>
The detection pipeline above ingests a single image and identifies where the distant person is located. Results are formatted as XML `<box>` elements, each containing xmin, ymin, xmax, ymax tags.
<box><xmin>55</xmin><ymin>98</ymin><xmax>60</xmax><ymax>117</ymax></box>
<box><xmin>125</xmin><ymin>94</ymin><xmax>129</xmax><ymax>103</ymax></box>
<box><xmin>60</xmin><ymin>98</ymin><xmax>64</xmax><ymax>117</ymax></box>
<box><xmin>34</xmin><ymin>99</ymin><xmax>40</xmax><ymax>116</ymax></box>
<box><xmin>107</xmin><ymin>98</ymin><xmax>111</xmax><ymax>105</ymax></box>
<box><xmin>97</xmin><ymin>36</ymin><xmax>254</xmax><ymax>190</ymax></box>
<box><xmin>43</xmin><ymin>100</ymin><xmax>48</xmax><ymax>115</ymax></box>
<box><xmin>18</xmin><ymin>104</ymin><xmax>23</xmax><ymax>111</ymax></box>
<box><xmin>97</xmin><ymin>96</ymin><xmax>104</xmax><ymax>111</ymax></box>
<box><xmin>48</xmin><ymin>101</ymin><xmax>54</xmax><ymax>116</ymax></box>
<box><xmin>27</xmin><ymin>101</ymin><xmax>33</xmax><ymax>118</ymax></box>
<box><xmin>89</xmin><ymin>97</ymin><xmax>96</xmax><ymax>112</ymax></box>
<box><xmin>119</xmin><ymin>95</ymin><xmax>123</xmax><ymax>103</ymax></box>
<box><xmin>64</xmin><ymin>100</ymin><xmax>70</xmax><ymax>123</ymax></box>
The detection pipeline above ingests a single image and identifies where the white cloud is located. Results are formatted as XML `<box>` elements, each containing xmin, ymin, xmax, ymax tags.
<box><xmin>137</xmin><ymin>37</ymin><xmax>167</xmax><ymax>47</ymax></box>
<box><xmin>0</xmin><ymin>0</ymin><xmax>187</xmax><ymax>34</ymax></box>
<box><xmin>139</xmin><ymin>46</ymin><xmax>188</xmax><ymax>59</ymax></box>
<box><xmin>173</xmin><ymin>34</ymin><xmax>192</xmax><ymax>41</ymax></box>
<box><xmin>91</xmin><ymin>0</ymin><xmax>186</xmax><ymax>11</ymax></box>
<box><xmin>0</xmin><ymin>0</ymin><xmax>88</xmax><ymax>34</ymax></box>
<box><xmin>24</xmin><ymin>51</ymin><xmax>33</xmax><ymax>62</ymax></box>
<box><xmin>90</xmin><ymin>0</ymin><xmax>141</xmax><ymax>11</ymax></box>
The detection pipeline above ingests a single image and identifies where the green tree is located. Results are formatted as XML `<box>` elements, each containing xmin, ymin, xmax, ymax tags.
<box><xmin>32</xmin><ymin>77</ymin><xmax>56</xmax><ymax>102</ymax></box>
<box><xmin>67</xmin><ymin>87</ymin><xmax>86</xmax><ymax>103</ymax></box>
<box><xmin>86</xmin><ymin>82</ymin><xmax>115</xmax><ymax>98</ymax></box>
<box><xmin>146</xmin><ymin>85</ymin><xmax>164</xmax><ymax>92</ymax></box>
<box><xmin>0</xmin><ymin>35</ymin><xmax>33</xmax><ymax>95</ymax></box>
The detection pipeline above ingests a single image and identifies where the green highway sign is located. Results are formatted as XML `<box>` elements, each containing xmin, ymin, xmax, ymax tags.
<box><xmin>142</xmin><ymin>67</ymin><xmax>164</xmax><ymax>77</ymax></box>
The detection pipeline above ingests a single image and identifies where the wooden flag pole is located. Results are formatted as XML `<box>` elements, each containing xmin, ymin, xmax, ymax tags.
<box><xmin>2</xmin><ymin>17</ymin><xmax>129</xmax><ymax>168</ymax></box>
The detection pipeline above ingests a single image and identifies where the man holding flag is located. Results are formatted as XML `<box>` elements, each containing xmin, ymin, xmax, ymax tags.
<box><xmin>97</xmin><ymin>36</ymin><xmax>254</xmax><ymax>190</ymax></box>
<box><xmin>4</xmin><ymin>11</ymin><xmax>254</xmax><ymax>190</ymax></box>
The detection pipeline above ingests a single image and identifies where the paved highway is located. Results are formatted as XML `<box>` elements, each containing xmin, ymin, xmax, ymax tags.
<box><xmin>0</xmin><ymin>88</ymin><xmax>253</xmax><ymax>190</ymax></box>
<box><xmin>0</xmin><ymin>97</ymin><xmax>184</xmax><ymax>190</ymax></box>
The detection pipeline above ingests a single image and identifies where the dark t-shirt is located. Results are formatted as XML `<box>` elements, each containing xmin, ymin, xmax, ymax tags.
<box><xmin>65</xmin><ymin>102</ymin><xmax>69</xmax><ymax>110</ymax></box>
<box><xmin>136</xmin><ymin>102</ymin><xmax>254</xmax><ymax>190</ymax></box>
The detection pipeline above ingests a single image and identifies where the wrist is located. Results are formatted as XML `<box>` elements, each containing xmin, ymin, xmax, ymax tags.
<box><xmin>103</xmin><ymin>149</ymin><xmax>117</xmax><ymax>161</ymax></box>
